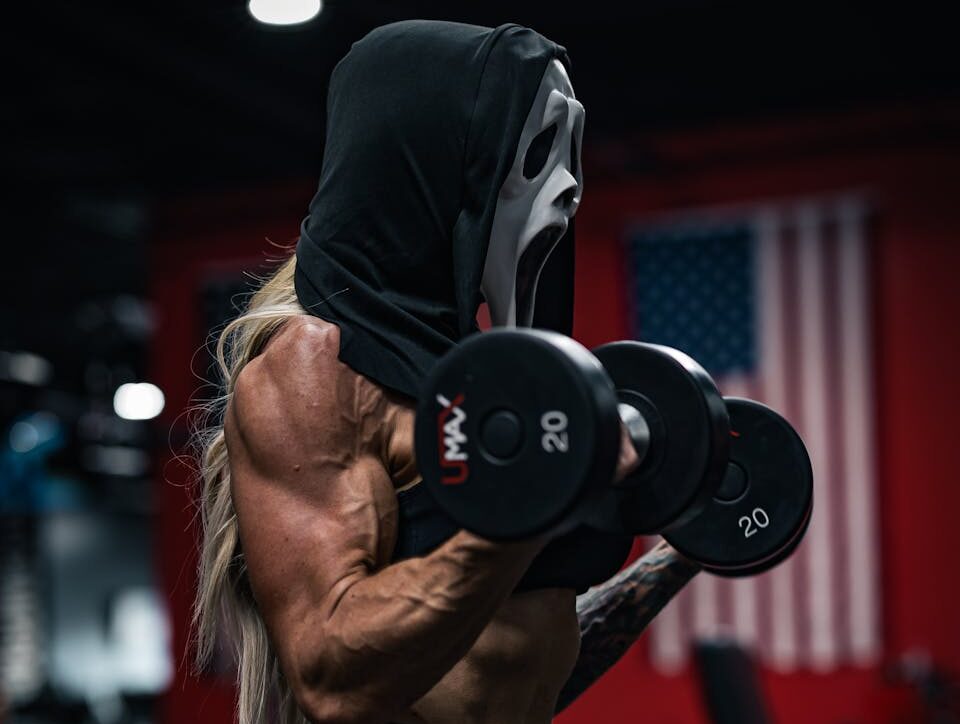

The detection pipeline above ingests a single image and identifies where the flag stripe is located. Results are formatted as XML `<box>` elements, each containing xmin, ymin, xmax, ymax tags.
<box><xmin>649</xmin><ymin>558</ymin><xmax>687</xmax><ymax>672</ymax></box>
<box><xmin>796</xmin><ymin>203</ymin><xmax>839</xmax><ymax>669</ymax></box>
<box><xmin>757</xmin><ymin>208</ymin><xmax>801</xmax><ymax>668</ymax></box>
<box><xmin>837</xmin><ymin>200</ymin><xmax>882</xmax><ymax>663</ymax></box>
<box><xmin>823</xmin><ymin>214</ymin><xmax>851</xmax><ymax>662</ymax></box>
<box><xmin>691</xmin><ymin>569</ymin><xmax>719</xmax><ymax>637</ymax></box>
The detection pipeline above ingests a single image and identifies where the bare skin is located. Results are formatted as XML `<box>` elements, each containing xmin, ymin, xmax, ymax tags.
<box><xmin>225</xmin><ymin>315</ymin><xmax>643</xmax><ymax>724</ymax></box>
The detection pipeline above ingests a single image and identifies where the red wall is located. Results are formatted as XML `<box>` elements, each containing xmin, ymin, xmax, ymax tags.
<box><xmin>153</xmin><ymin>103</ymin><xmax>960</xmax><ymax>723</ymax></box>
<box><xmin>559</xmin><ymin>103</ymin><xmax>960</xmax><ymax>724</ymax></box>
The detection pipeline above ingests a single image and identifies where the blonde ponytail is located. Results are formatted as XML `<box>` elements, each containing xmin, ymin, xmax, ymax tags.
<box><xmin>191</xmin><ymin>253</ymin><xmax>310</xmax><ymax>724</ymax></box>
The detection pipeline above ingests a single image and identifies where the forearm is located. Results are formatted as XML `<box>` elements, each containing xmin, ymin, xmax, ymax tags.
<box><xmin>556</xmin><ymin>540</ymin><xmax>701</xmax><ymax>712</ymax></box>
<box><xmin>305</xmin><ymin>530</ymin><xmax>543</xmax><ymax>721</ymax></box>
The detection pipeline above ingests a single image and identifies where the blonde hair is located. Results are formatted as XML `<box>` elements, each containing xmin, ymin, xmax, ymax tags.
<box><xmin>191</xmin><ymin>253</ymin><xmax>310</xmax><ymax>724</ymax></box>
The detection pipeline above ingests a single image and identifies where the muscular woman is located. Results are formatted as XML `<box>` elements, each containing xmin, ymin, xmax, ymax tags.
<box><xmin>193</xmin><ymin>20</ymin><xmax>700</xmax><ymax>724</ymax></box>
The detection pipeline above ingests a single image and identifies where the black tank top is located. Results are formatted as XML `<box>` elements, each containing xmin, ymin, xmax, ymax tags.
<box><xmin>391</xmin><ymin>483</ymin><xmax>634</xmax><ymax>593</ymax></box>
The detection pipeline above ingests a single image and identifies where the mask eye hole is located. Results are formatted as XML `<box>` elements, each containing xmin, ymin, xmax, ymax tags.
<box><xmin>523</xmin><ymin>123</ymin><xmax>558</xmax><ymax>180</ymax></box>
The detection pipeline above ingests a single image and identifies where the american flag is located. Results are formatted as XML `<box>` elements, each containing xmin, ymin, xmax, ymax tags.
<box><xmin>626</xmin><ymin>196</ymin><xmax>881</xmax><ymax>672</ymax></box>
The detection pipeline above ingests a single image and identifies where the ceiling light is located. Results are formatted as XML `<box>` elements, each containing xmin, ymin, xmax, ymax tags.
<box><xmin>113</xmin><ymin>383</ymin><xmax>165</xmax><ymax>421</ymax></box>
<box><xmin>248</xmin><ymin>0</ymin><xmax>322</xmax><ymax>26</ymax></box>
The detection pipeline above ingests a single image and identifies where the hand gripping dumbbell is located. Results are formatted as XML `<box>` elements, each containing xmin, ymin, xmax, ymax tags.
<box><xmin>414</xmin><ymin>329</ymin><xmax>813</xmax><ymax>576</ymax></box>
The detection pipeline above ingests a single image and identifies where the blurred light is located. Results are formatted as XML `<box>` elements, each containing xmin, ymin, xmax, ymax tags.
<box><xmin>8</xmin><ymin>412</ymin><xmax>61</xmax><ymax>454</ymax></box>
<box><xmin>79</xmin><ymin>409</ymin><xmax>144</xmax><ymax>444</ymax></box>
<box><xmin>248</xmin><ymin>0</ymin><xmax>322</xmax><ymax>26</ymax></box>
<box><xmin>45</xmin><ymin>514</ymin><xmax>99</xmax><ymax>556</ymax></box>
<box><xmin>9</xmin><ymin>422</ymin><xmax>39</xmax><ymax>453</ymax></box>
<box><xmin>0</xmin><ymin>351</ymin><xmax>53</xmax><ymax>386</ymax></box>
<box><xmin>82</xmin><ymin>445</ymin><xmax>150</xmax><ymax>477</ymax></box>
<box><xmin>113</xmin><ymin>382</ymin><xmax>164</xmax><ymax>420</ymax></box>
<box><xmin>110</xmin><ymin>588</ymin><xmax>173</xmax><ymax>693</ymax></box>
<box><xmin>111</xmin><ymin>295</ymin><xmax>156</xmax><ymax>338</ymax></box>
<box><xmin>0</xmin><ymin>551</ymin><xmax>44</xmax><ymax>702</ymax></box>
<box><xmin>89</xmin><ymin>694</ymin><xmax>123</xmax><ymax>724</ymax></box>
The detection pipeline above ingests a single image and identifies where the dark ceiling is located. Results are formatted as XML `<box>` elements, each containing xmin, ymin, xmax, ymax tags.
<box><xmin>9</xmin><ymin>0</ymin><xmax>959</xmax><ymax>195</ymax></box>
<box><xmin>4</xmin><ymin>0</ymin><xmax>958</xmax><ymax>389</ymax></box>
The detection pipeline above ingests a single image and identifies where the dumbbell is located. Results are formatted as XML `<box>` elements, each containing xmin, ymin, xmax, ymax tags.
<box><xmin>414</xmin><ymin>329</ymin><xmax>812</xmax><ymax>576</ymax></box>
<box><xmin>588</xmin><ymin>342</ymin><xmax>814</xmax><ymax>577</ymax></box>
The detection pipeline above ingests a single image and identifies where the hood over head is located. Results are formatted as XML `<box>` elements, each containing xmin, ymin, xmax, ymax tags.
<box><xmin>295</xmin><ymin>19</ymin><xmax>576</xmax><ymax>399</ymax></box>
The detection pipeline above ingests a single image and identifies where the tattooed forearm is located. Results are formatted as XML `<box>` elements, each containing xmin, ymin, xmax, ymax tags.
<box><xmin>555</xmin><ymin>540</ymin><xmax>701</xmax><ymax>713</ymax></box>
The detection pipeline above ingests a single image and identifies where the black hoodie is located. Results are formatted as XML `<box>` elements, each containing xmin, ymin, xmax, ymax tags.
<box><xmin>295</xmin><ymin>19</ymin><xmax>574</xmax><ymax>400</ymax></box>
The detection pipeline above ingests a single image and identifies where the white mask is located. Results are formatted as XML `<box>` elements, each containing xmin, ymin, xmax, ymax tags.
<box><xmin>481</xmin><ymin>58</ymin><xmax>584</xmax><ymax>328</ymax></box>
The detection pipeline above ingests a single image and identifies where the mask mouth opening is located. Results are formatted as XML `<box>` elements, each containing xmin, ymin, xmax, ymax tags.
<box><xmin>515</xmin><ymin>224</ymin><xmax>565</xmax><ymax>325</ymax></box>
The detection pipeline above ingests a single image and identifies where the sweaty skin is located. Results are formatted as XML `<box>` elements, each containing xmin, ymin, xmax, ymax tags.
<box><xmin>225</xmin><ymin>316</ymin><xmax>639</xmax><ymax>724</ymax></box>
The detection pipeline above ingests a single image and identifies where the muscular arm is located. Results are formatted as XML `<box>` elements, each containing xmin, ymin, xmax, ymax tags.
<box><xmin>227</xmin><ymin>320</ymin><xmax>544</xmax><ymax>724</ymax></box>
<box><xmin>555</xmin><ymin>540</ymin><xmax>701</xmax><ymax>712</ymax></box>
<box><xmin>304</xmin><ymin>529</ymin><xmax>541</xmax><ymax>722</ymax></box>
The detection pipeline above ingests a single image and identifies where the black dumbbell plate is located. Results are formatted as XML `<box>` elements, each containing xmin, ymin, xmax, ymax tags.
<box><xmin>665</xmin><ymin>397</ymin><xmax>813</xmax><ymax>576</ymax></box>
<box><xmin>590</xmin><ymin>341</ymin><xmax>730</xmax><ymax>534</ymax></box>
<box><xmin>415</xmin><ymin>330</ymin><xmax>622</xmax><ymax>540</ymax></box>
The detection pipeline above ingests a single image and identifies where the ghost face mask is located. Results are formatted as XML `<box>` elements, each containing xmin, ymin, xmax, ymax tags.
<box><xmin>481</xmin><ymin>58</ymin><xmax>585</xmax><ymax>328</ymax></box>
